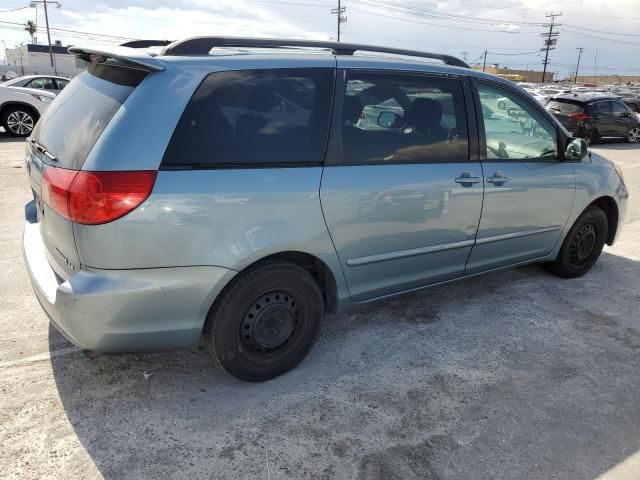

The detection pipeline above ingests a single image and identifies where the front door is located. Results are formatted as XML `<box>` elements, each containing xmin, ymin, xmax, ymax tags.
<box><xmin>321</xmin><ymin>68</ymin><xmax>483</xmax><ymax>301</ymax></box>
<box><xmin>466</xmin><ymin>81</ymin><xmax>575</xmax><ymax>274</ymax></box>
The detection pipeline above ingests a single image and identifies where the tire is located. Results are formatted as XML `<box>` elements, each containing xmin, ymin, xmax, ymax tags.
<box><xmin>545</xmin><ymin>206</ymin><xmax>608</xmax><ymax>279</ymax></box>
<box><xmin>626</xmin><ymin>126</ymin><xmax>640</xmax><ymax>143</ymax></box>
<box><xmin>2</xmin><ymin>106</ymin><xmax>37</xmax><ymax>137</ymax></box>
<box><xmin>204</xmin><ymin>259</ymin><xmax>324</xmax><ymax>382</ymax></box>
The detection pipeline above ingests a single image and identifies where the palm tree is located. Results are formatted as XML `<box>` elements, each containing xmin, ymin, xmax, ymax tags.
<box><xmin>24</xmin><ymin>20</ymin><xmax>37</xmax><ymax>44</ymax></box>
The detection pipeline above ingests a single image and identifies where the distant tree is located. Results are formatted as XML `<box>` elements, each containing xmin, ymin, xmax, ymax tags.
<box><xmin>25</xmin><ymin>20</ymin><xmax>37</xmax><ymax>44</ymax></box>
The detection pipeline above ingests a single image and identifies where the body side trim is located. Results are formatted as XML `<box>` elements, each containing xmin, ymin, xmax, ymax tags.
<box><xmin>475</xmin><ymin>225</ymin><xmax>563</xmax><ymax>246</ymax></box>
<box><xmin>346</xmin><ymin>239</ymin><xmax>475</xmax><ymax>267</ymax></box>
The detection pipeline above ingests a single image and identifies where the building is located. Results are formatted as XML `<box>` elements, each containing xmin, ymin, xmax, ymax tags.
<box><xmin>574</xmin><ymin>75</ymin><xmax>640</xmax><ymax>85</ymax></box>
<box><xmin>472</xmin><ymin>66</ymin><xmax>554</xmax><ymax>83</ymax></box>
<box><xmin>3</xmin><ymin>43</ymin><xmax>84</xmax><ymax>77</ymax></box>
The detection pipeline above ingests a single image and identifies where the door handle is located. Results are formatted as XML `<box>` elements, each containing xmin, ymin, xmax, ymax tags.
<box><xmin>455</xmin><ymin>172</ymin><xmax>482</xmax><ymax>187</ymax></box>
<box><xmin>486</xmin><ymin>172</ymin><xmax>511</xmax><ymax>185</ymax></box>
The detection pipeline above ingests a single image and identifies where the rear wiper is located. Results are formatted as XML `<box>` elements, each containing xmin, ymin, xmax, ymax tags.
<box><xmin>30</xmin><ymin>138</ymin><xmax>57</xmax><ymax>162</ymax></box>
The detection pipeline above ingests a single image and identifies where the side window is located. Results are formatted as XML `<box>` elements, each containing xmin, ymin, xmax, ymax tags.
<box><xmin>162</xmin><ymin>68</ymin><xmax>335</xmax><ymax>167</ymax></box>
<box><xmin>592</xmin><ymin>101</ymin><xmax>612</xmax><ymax>116</ymax></box>
<box><xmin>55</xmin><ymin>79</ymin><xmax>69</xmax><ymax>90</ymax></box>
<box><xmin>341</xmin><ymin>72</ymin><xmax>469</xmax><ymax>164</ymax></box>
<box><xmin>477</xmin><ymin>83</ymin><xmax>557</xmax><ymax>161</ymax></box>
<box><xmin>611</xmin><ymin>101</ymin><xmax>628</xmax><ymax>117</ymax></box>
<box><xmin>25</xmin><ymin>78</ymin><xmax>55</xmax><ymax>90</ymax></box>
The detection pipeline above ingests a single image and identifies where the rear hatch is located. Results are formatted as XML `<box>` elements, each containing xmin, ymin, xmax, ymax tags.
<box><xmin>546</xmin><ymin>99</ymin><xmax>588</xmax><ymax>128</ymax></box>
<box><xmin>26</xmin><ymin>62</ymin><xmax>148</xmax><ymax>279</ymax></box>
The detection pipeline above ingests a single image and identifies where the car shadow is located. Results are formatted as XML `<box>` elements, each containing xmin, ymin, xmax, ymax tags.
<box><xmin>49</xmin><ymin>251</ymin><xmax>640</xmax><ymax>479</ymax></box>
<box><xmin>591</xmin><ymin>142</ymin><xmax>640</xmax><ymax>150</ymax></box>
<box><xmin>0</xmin><ymin>131</ymin><xmax>26</xmax><ymax>143</ymax></box>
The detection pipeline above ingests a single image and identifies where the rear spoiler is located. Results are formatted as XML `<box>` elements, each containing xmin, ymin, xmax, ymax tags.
<box><xmin>67</xmin><ymin>45</ymin><xmax>165</xmax><ymax>72</ymax></box>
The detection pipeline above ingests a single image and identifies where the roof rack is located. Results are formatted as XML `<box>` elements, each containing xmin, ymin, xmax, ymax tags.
<box><xmin>161</xmin><ymin>37</ymin><xmax>470</xmax><ymax>68</ymax></box>
<box><xmin>120</xmin><ymin>40</ymin><xmax>174</xmax><ymax>49</ymax></box>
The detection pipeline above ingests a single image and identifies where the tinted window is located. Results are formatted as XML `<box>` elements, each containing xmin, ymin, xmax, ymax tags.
<box><xmin>591</xmin><ymin>101</ymin><xmax>612</xmax><ymax>116</ymax></box>
<box><xmin>31</xmin><ymin>64</ymin><xmax>146</xmax><ymax>170</ymax></box>
<box><xmin>341</xmin><ymin>73</ymin><xmax>468</xmax><ymax>164</ymax></box>
<box><xmin>478</xmin><ymin>83</ymin><xmax>557</xmax><ymax>161</ymax></box>
<box><xmin>162</xmin><ymin>68</ymin><xmax>335</xmax><ymax>167</ymax></box>
<box><xmin>611</xmin><ymin>101</ymin><xmax>628</xmax><ymax>116</ymax></box>
<box><xmin>54</xmin><ymin>78</ymin><xmax>69</xmax><ymax>90</ymax></box>
<box><xmin>547</xmin><ymin>100</ymin><xmax>583</xmax><ymax>114</ymax></box>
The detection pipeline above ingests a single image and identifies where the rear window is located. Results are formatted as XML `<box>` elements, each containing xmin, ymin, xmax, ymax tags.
<box><xmin>162</xmin><ymin>68</ymin><xmax>335</xmax><ymax>168</ymax></box>
<box><xmin>31</xmin><ymin>64</ymin><xmax>146</xmax><ymax>170</ymax></box>
<box><xmin>546</xmin><ymin>100</ymin><xmax>583</xmax><ymax>115</ymax></box>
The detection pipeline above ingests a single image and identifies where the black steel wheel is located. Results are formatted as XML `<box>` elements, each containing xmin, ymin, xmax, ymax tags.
<box><xmin>205</xmin><ymin>259</ymin><xmax>324</xmax><ymax>382</ymax></box>
<box><xmin>544</xmin><ymin>206</ymin><xmax>608</xmax><ymax>278</ymax></box>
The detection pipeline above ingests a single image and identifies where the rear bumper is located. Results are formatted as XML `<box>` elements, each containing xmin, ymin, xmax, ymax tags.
<box><xmin>23</xmin><ymin>216</ymin><xmax>235</xmax><ymax>353</ymax></box>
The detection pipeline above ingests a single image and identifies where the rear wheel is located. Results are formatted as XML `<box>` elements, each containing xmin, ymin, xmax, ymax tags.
<box><xmin>204</xmin><ymin>260</ymin><xmax>324</xmax><ymax>382</ymax></box>
<box><xmin>544</xmin><ymin>206</ymin><xmax>608</xmax><ymax>278</ymax></box>
<box><xmin>626</xmin><ymin>126</ymin><xmax>640</xmax><ymax>143</ymax></box>
<box><xmin>2</xmin><ymin>106</ymin><xmax>37</xmax><ymax>137</ymax></box>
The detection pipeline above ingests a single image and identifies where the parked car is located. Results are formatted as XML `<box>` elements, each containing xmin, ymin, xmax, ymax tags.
<box><xmin>546</xmin><ymin>93</ymin><xmax>640</xmax><ymax>143</ymax></box>
<box><xmin>23</xmin><ymin>38</ymin><xmax>628</xmax><ymax>382</ymax></box>
<box><xmin>0</xmin><ymin>85</ymin><xmax>56</xmax><ymax>136</ymax></box>
<box><xmin>1</xmin><ymin>74</ymin><xmax>70</xmax><ymax>93</ymax></box>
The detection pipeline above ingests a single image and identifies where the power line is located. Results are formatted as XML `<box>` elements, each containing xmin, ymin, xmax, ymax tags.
<box><xmin>0</xmin><ymin>6</ymin><xmax>30</xmax><ymax>13</ymax></box>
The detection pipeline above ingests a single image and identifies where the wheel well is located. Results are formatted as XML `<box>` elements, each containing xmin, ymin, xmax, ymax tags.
<box><xmin>589</xmin><ymin>196</ymin><xmax>618</xmax><ymax>245</ymax></box>
<box><xmin>0</xmin><ymin>102</ymin><xmax>40</xmax><ymax>123</ymax></box>
<box><xmin>253</xmin><ymin>252</ymin><xmax>339</xmax><ymax>314</ymax></box>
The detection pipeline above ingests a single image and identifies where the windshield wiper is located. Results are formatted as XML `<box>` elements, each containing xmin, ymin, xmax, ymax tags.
<box><xmin>30</xmin><ymin>138</ymin><xmax>57</xmax><ymax>162</ymax></box>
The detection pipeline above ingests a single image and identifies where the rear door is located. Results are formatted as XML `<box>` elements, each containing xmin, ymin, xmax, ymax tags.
<box><xmin>26</xmin><ymin>63</ymin><xmax>147</xmax><ymax>279</ymax></box>
<box><xmin>466</xmin><ymin>80</ymin><xmax>575</xmax><ymax>273</ymax></box>
<box><xmin>320</xmin><ymin>66</ymin><xmax>483</xmax><ymax>302</ymax></box>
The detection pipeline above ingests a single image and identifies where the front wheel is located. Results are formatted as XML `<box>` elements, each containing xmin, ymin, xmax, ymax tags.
<box><xmin>626</xmin><ymin>126</ymin><xmax>640</xmax><ymax>143</ymax></box>
<box><xmin>544</xmin><ymin>206</ymin><xmax>608</xmax><ymax>278</ymax></box>
<box><xmin>204</xmin><ymin>260</ymin><xmax>324</xmax><ymax>382</ymax></box>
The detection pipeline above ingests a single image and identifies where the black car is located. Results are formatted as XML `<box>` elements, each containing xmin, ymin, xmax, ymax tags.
<box><xmin>546</xmin><ymin>93</ymin><xmax>640</xmax><ymax>144</ymax></box>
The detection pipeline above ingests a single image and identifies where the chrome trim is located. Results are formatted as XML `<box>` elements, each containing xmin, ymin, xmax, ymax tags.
<box><xmin>475</xmin><ymin>225</ymin><xmax>562</xmax><ymax>245</ymax></box>
<box><xmin>346</xmin><ymin>239</ymin><xmax>475</xmax><ymax>267</ymax></box>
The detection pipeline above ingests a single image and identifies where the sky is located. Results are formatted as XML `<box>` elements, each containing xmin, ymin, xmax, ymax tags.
<box><xmin>0</xmin><ymin>0</ymin><xmax>639</xmax><ymax>79</ymax></box>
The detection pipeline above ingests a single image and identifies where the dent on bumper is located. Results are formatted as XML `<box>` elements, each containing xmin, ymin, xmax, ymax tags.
<box><xmin>23</xmin><ymin>221</ymin><xmax>235</xmax><ymax>353</ymax></box>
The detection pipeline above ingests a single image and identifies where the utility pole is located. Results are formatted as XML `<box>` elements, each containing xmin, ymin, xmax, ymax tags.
<box><xmin>29</xmin><ymin>0</ymin><xmax>61</xmax><ymax>74</ymax></box>
<box><xmin>482</xmin><ymin>49</ymin><xmax>487</xmax><ymax>72</ymax></box>
<box><xmin>574</xmin><ymin>47</ymin><xmax>584</xmax><ymax>84</ymax></box>
<box><xmin>540</xmin><ymin>12</ymin><xmax>561</xmax><ymax>84</ymax></box>
<box><xmin>331</xmin><ymin>0</ymin><xmax>346</xmax><ymax>42</ymax></box>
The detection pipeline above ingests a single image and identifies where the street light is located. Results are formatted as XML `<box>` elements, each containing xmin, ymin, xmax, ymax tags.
<box><xmin>29</xmin><ymin>0</ymin><xmax>61</xmax><ymax>74</ymax></box>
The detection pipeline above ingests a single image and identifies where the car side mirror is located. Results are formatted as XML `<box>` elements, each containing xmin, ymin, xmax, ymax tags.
<box><xmin>377</xmin><ymin>111</ymin><xmax>401</xmax><ymax>128</ymax></box>
<box><xmin>565</xmin><ymin>137</ymin><xmax>588</xmax><ymax>161</ymax></box>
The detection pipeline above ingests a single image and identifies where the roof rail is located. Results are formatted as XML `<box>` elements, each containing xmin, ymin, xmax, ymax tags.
<box><xmin>161</xmin><ymin>37</ymin><xmax>470</xmax><ymax>68</ymax></box>
<box><xmin>120</xmin><ymin>40</ymin><xmax>174</xmax><ymax>49</ymax></box>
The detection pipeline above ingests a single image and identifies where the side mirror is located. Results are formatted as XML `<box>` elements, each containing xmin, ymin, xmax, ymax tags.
<box><xmin>377</xmin><ymin>111</ymin><xmax>401</xmax><ymax>128</ymax></box>
<box><xmin>565</xmin><ymin>137</ymin><xmax>588</xmax><ymax>161</ymax></box>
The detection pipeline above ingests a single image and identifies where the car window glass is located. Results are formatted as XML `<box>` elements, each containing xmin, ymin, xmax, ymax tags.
<box><xmin>478</xmin><ymin>83</ymin><xmax>557</xmax><ymax>161</ymax></box>
<box><xmin>547</xmin><ymin>100</ymin><xmax>582</xmax><ymax>114</ymax></box>
<box><xmin>341</xmin><ymin>73</ymin><xmax>469</xmax><ymax>164</ymax></box>
<box><xmin>55</xmin><ymin>78</ymin><xmax>69</xmax><ymax>90</ymax></box>
<box><xmin>163</xmin><ymin>68</ymin><xmax>335</xmax><ymax>167</ymax></box>
<box><xmin>25</xmin><ymin>77</ymin><xmax>56</xmax><ymax>89</ymax></box>
<box><xmin>611</xmin><ymin>102</ymin><xmax>628</xmax><ymax>116</ymax></box>
<box><xmin>592</xmin><ymin>101</ymin><xmax>612</xmax><ymax>116</ymax></box>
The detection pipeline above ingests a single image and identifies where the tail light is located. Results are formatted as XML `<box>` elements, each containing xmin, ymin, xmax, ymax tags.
<box><xmin>42</xmin><ymin>168</ymin><xmax>157</xmax><ymax>225</ymax></box>
<box><xmin>568</xmin><ymin>112</ymin><xmax>591</xmax><ymax>122</ymax></box>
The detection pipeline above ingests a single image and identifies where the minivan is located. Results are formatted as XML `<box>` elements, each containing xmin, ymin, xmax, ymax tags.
<box><xmin>23</xmin><ymin>38</ymin><xmax>628</xmax><ymax>381</ymax></box>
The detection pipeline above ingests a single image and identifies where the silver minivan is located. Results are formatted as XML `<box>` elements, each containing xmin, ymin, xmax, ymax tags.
<box><xmin>23</xmin><ymin>38</ymin><xmax>628</xmax><ymax>381</ymax></box>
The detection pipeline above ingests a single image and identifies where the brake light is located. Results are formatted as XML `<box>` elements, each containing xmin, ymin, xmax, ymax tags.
<box><xmin>42</xmin><ymin>168</ymin><xmax>157</xmax><ymax>225</ymax></box>
<box><xmin>569</xmin><ymin>112</ymin><xmax>591</xmax><ymax>122</ymax></box>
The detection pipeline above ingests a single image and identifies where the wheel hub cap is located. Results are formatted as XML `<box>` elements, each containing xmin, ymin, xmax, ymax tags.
<box><xmin>571</xmin><ymin>223</ymin><xmax>597</xmax><ymax>264</ymax></box>
<box><xmin>6</xmin><ymin>111</ymin><xmax>34</xmax><ymax>135</ymax></box>
<box><xmin>628</xmin><ymin>127</ymin><xmax>640</xmax><ymax>143</ymax></box>
<box><xmin>241</xmin><ymin>292</ymin><xmax>299</xmax><ymax>353</ymax></box>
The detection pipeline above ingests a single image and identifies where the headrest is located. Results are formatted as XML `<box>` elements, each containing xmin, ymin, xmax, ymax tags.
<box><xmin>405</xmin><ymin>98</ymin><xmax>443</xmax><ymax>130</ymax></box>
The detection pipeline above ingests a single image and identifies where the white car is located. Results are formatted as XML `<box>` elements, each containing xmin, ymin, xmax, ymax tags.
<box><xmin>1</xmin><ymin>74</ymin><xmax>70</xmax><ymax>93</ymax></box>
<box><xmin>0</xmin><ymin>85</ymin><xmax>56</xmax><ymax>136</ymax></box>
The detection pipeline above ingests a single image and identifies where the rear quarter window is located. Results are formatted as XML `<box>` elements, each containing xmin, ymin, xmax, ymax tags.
<box><xmin>162</xmin><ymin>68</ymin><xmax>335</xmax><ymax>168</ymax></box>
<box><xmin>31</xmin><ymin>64</ymin><xmax>146</xmax><ymax>170</ymax></box>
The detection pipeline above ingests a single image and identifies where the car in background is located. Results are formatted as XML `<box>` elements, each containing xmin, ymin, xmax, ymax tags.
<box><xmin>0</xmin><ymin>85</ymin><xmax>56</xmax><ymax>136</ymax></box>
<box><xmin>1</xmin><ymin>75</ymin><xmax>70</xmax><ymax>93</ymax></box>
<box><xmin>546</xmin><ymin>93</ymin><xmax>640</xmax><ymax>143</ymax></box>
